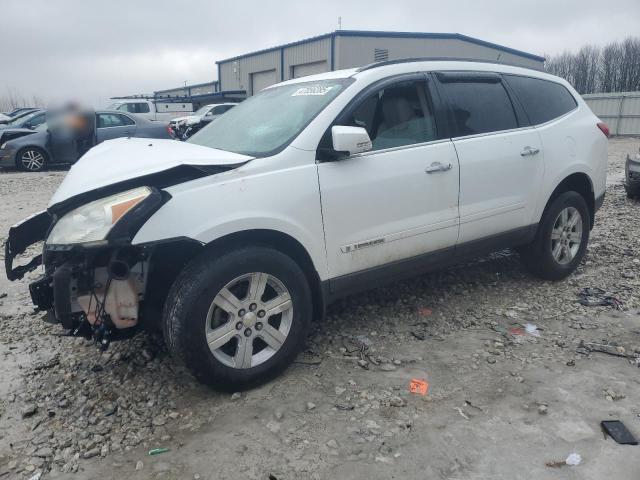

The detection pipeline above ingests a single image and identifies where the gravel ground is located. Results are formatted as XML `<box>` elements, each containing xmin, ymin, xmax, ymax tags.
<box><xmin>0</xmin><ymin>137</ymin><xmax>639</xmax><ymax>480</ymax></box>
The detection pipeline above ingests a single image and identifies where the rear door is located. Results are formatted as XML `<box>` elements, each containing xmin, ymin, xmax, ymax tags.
<box><xmin>96</xmin><ymin>113</ymin><xmax>136</xmax><ymax>142</ymax></box>
<box><xmin>435</xmin><ymin>72</ymin><xmax>544</xmax><ymax>246</ymax></box>
<box><xmin>317</xmin><ymin>74</ymin><xmax>460</xmax><ymax>288</ymax></box>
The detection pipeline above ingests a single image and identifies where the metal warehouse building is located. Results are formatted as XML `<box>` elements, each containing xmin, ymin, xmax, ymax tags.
<box><xmin>216</xmin><ymin>30</ymin><xmax>545</xmax><ymax>97</ymax></box>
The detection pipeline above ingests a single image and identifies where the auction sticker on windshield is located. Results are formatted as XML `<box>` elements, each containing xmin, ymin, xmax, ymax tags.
<box><xmin>292</xmin><ymin>85</ymin><xmax>335</xmax><ymax>96</ymax></box>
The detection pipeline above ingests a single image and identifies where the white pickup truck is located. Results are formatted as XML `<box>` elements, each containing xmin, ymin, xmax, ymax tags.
<box><xmin>106</xmin><ymin>99</ymin><xmax>193</xmax><ymax>122</ymax></box>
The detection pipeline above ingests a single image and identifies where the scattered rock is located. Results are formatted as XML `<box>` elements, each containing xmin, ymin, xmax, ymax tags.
<box><xmin>230</xmin><ymin>392</ymin><xmax>242</xmax><ymax>401</ymax></box>
<box><xmin>135</xmin><ymin>461</ymin><xmax>144</xmax><ymax>471</ymax></box>
<box><xmin>21</xmin><ymin>404</ymin><xmax>38</xmax><ymax>418</ymax></box>
<box><xmin>83</xmin><ymin>448</ymin><xmax>100</xmax><ymax>459</ymax></box>
<box><xmin>306</xmin><ymin>402</ymin><xmax>316</xmax><ymax>411</ymax></box>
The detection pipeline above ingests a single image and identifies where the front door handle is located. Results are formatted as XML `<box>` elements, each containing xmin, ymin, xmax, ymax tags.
<box><xmin>520</xmin><ymin>146</ymin><xmax>540</xmax><ymax>156</ymax></box>
<box><xmin>425</xmin><ymin>162</ymin><xmax>452</xmax><ymax>174</ymax></box>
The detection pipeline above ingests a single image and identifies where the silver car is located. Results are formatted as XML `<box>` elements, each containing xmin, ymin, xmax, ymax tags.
<box><xmin>0</xmin><ymin>110</ymin><xmax>171</xmax><ymax>172</ymax></box>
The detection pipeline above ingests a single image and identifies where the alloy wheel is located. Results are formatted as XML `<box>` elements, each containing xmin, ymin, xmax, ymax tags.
<box><xmin>205</xmin><ymin>272</ymin><xmax>293</xmax><ymax>369</ymax></box>
<box><xmin>550</xmin><ymin>206</ymin><xmax>583</xmax><ymax>265</ymax></box>
<box><xmin>20</xmin><ymin>149</ymin><xmax>45</xmax><ymax>171</ymax></box>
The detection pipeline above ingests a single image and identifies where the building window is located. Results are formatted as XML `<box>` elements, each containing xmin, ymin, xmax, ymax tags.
<box><xmin>374</xmin><ymin>48</ymin><xmax>389</xmax><ymax>62</ymax></box>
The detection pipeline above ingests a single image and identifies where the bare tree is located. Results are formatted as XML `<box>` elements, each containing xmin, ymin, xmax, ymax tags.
<box><xmin>545</xmin><ymin>36</ymin><xmax>640</xmax><ymax>94</ymax></box>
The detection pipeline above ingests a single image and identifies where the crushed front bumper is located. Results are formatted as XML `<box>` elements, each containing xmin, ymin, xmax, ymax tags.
<box><xmin>5</xmin><ymin>210</ymin><xmax>52</xmax><ymax>281</ymax></box>
<box><xmin>5</xmin><ymin>211</ymin><xmax>148</xmax><ymax>343</ymax></box>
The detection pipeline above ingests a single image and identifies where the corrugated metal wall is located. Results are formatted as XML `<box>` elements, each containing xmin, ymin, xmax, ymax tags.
<box><xmin>220</xmin><ymin>49</ymin><xmax>282</xmax><ymax>94</ymax></box>
<box><xmin>283</xmin><ymin>38</ymin><xmax>332</xmax><ymax>79</ymax></box>
<box><xmin>583</xmin><ymin>92</ymin><xmax>640</xmax><ymax>136</ymax></box>
<box><xmin>335</xmin><ymin>36</ymin><xmax>543</xmax><ymax>70</ymax></box>
<box><xmin>218</xmin><ymin>33</ymin><xmax>545</xmax><ymax>96</ymax></box>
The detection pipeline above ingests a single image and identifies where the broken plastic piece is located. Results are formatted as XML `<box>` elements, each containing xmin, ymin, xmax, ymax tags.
<box><xmin>409</xmin><ymin>378</ymin><xmax>429</xmax><ymax>395</ymax></box>
<box><xmin>148</xmin><ymin>448</ymin><xmax>170</xmax><ymax>456</ymax></box>
<box><xmin>525</xmin><ymin>323</ymin><xmax>541</xmax><ymax>337</ymax></box>
<box><xmin>565</xmin><ymin>453</ymin><xmax>581</xmax><ymax>466</ymax></box>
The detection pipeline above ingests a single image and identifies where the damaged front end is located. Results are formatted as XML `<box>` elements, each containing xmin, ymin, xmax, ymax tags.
<box><xmin>5</xmin><ymin>186</ymin><xmax>169</xmax><ymax>349</ymax></box>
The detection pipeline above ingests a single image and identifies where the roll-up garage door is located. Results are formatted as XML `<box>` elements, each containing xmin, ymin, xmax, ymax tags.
<box><xmin>291</xmin><ymin>61</ymin><xmax>328</xmax><ymax>79</ymax></box>
<box><xmin>251</xmin><ymin>69</ymin><xmax>277</xmax><ymax>94</ymax></box>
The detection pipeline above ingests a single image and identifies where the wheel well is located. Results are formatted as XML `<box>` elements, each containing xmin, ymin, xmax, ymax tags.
<box><xmin>202</xmin><ymin>230</ymin><xmax>326</xmax><ymax>323</ymax></box>
<box><xmin>546</xmin><ymin>173</ymin><xmax>595</xmax><ymax>228</ymax></box>
<box><xmin>143</xmin><ymin>230</ymin><xmax>326</xmax><ymax>327</ymax></box>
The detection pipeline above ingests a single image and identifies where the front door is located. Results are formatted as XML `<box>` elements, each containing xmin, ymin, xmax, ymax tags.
<box><xmin>435</xmin><ymin>72</ymin><xmax>544</xmax><ymax>245</ymax></box>
<box><xmin>317</xmin><ymin>76</ymin><xmax>460</xmax><ymax>290</ymax></box>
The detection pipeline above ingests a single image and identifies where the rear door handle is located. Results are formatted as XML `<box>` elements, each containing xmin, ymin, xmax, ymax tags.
<box><xmin>520</xmin><ymin>146</ymin><xmax>540</xmax><ymax>156</ymax></box>
<box><xmin>425</xmin><ymin>162</ymin><xmax>452</xmax><ymax>174</ymax></box>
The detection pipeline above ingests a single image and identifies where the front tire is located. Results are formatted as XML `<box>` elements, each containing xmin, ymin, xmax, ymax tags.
<box><xmin>16</xmin><ymin>147</ymin><xmax>47</xmax><ymax>172</ymax></box>
<box><xmin>520</xmin><ymin>191</ymin><xmax>590</xmax><ymax>280</ymax></box>
<box><xmin>163</xmin><ymin>246</ymin><xmax>312</xmax><ymax>390</ymax></box>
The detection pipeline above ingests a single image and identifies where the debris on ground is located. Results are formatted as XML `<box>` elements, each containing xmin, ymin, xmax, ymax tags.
<box><xmin>601</xmin><ymin>420</ymin><xmax>639</xmax><ymax>445</ymax></box>
<box><xmin>148</xmin><ymin>448</ymin><xmax>170</xmax><ymax>456</ymax></box>
<box><xmin>409</xmin><ymin>378</ymin><xmax>429</xmax><ymax>395</ymax></box>
<box><xmin>524</xmin><ymin>323</ymin><xmax>541</xmax><ymax>337</ymax></box>
<box><xmin>577</xmin><ymin>288</ymin><xmax>623</xmax><ymax>309</ymax></box>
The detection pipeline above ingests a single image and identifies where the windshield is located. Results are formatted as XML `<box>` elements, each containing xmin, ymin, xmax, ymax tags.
<box><xmin>106</xmin><ymin>102</ymin><xmax>122</xmax><ymax>110</ymax></box>
<box><xmin>188</xmin><ymin>79</ymin><xmax>350</xmax><ymax>157</ymax></box>
<box><xmin>193</xmin><ymin>105</ymin><xmax>213</xmax><ymax>116</ymax></box>
<box><xmin>8</xmin><ymin>111</ymin><xmax>38</xmax><ymax>126</ymax></box>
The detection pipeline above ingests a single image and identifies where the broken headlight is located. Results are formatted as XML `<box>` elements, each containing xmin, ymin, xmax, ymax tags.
<box><xmin>47</xmin><ymin>187</ymin><xmax>154</xmax><ymax>246</ymax></box>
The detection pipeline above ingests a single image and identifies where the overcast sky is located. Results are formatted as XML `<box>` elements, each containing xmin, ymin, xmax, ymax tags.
<box><xmin>1</xmin><ymin>0</ymin><xmax>639</xmax><ymax>107</ymax></box>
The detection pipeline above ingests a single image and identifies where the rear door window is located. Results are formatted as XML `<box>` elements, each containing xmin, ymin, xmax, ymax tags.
<box><xmin>505</xmin><ymin>75</ymin><xmax>577</xmax><ymax>125</ymax></box>
<box><xmin>98</xmin><ymin>113</ymin><xmax>134</xmax><ymax>128</ymax></box>
<box><xmin>438</xmin><ymin>76</ymin><xmax>518</xmax><ymax>136</ymax></box>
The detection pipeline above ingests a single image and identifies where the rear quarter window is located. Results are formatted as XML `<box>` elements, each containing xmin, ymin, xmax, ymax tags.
<box><xmin>505</xmin><ymin>75</ymin><xmax>577</xmax><ymax>125</ymax></box>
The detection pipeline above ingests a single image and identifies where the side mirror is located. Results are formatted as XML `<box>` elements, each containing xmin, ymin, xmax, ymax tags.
<box><xmin>331</xmin><ymin>126</ymin><xmax>372</xmax><ymax>156</ymax></box>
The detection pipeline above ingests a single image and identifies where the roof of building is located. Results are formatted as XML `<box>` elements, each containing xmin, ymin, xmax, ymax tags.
<box><xmin>155</xmin><ymin>80</ymin><xmax>219</xmax><ymax>95</ymax></box>
<box><xmin>216</xmin><ymin>30</ymin><xmax>545</xmax><ymax>65</ymax></box>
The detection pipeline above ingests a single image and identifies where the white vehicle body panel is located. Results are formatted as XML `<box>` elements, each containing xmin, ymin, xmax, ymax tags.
<box><xmin>49</xmin><ymin>138</ymin><xmax>251</xmax><ymax>206</ymax></box>
<box><xmin>454</xmin><ymin>128</ymin><xmax>544</xmax><ymax>243</ymax></box>
<box><xmin>133</xmin><ymin>147</ymin><xmax>329</xmax><ymax>279</ymax></box>
<box><xmin>318</xmin><ymin>140</ymin><xmax>460</xmax><ymax>278</ymax></box>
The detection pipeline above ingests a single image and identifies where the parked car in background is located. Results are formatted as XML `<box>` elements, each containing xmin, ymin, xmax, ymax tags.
<box><xmin>0</xmin><ymin>110</ymin><xmax>170</xmax><ymax>171</ymax></box>
<box><xmin>106</xmin><ymin>99</ymin><xmax>193</xmax><ymax>122</ymax></box>
<box><xmin>0</xmin><ymin>108</ymin><xmax>40</xmax><ymax>125</ymax></box>
<box><xmin>5</xmin><ymin>60</ymin><xmax>608</xmax><ymax>390</ymax></box>
<box><xmin>626</xmin><ymin>147</ymin><xmax>640</xmax><ymax>198</ymax></box>
<box><xmin>169</xmin><ymin>103</ymin><xmax>237</xmax><ymax>140</ymax></box>
<box><xmin>4</xmin><ymin>107</ymin><xmax>40</xmax><ymax>117</ymax></box>
<box><xmin>0</xmin><ymin>110</ymin><xmax>46</xmax><ymax>137</ymax></box>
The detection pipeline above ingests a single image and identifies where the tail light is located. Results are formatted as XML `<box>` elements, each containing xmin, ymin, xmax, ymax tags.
<box><xmin>597</xmin><ymin>122</ymin><xmax>610</xmax><ymax>138</ymax></box>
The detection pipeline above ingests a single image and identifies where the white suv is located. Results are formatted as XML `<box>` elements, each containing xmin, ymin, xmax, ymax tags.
<box><xmin>6</xmin><ymin>60</ymin><xmax>608</xmax><ymax>389</ymax></box>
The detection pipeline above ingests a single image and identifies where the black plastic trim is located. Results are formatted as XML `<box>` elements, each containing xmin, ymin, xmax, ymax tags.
<box><xmin>594</xmin><ymin>192</ymin><xmax>605</xmax><ymax>212</ymax></box>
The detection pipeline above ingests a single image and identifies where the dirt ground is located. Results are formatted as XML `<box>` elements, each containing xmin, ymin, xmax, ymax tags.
<box><xmin>0</xmin><ymin>138</ymin><xmax>639</xmax><ymax>480</ymax></box>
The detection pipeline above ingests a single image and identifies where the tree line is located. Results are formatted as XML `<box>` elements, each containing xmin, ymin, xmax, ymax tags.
<box><xmin>0</xmin><ymin>87</ymin><xmax>45</xmax><ymax>113</ymax></box>
<box><xmin>545</xmin><ymin>36</ymin><xmax>640</xmax><ymax>94</ymax></box>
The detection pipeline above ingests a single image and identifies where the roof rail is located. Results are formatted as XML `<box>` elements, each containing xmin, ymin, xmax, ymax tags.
<box><xmin>356</xmin><ymin>57</ymin><xmax>540</xmax><ymax>73</ymax></box>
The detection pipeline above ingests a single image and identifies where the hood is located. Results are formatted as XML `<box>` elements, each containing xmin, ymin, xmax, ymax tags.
<box><xmin>49</xmin><ymin>137</ymin><xmax>252</xmax><ymax>208</ymax></box>
<box><xmin>1</xmin><ymin>128</ymin><xmax>36</xmax><ymax>143</ymax></box>
<box><xmin>172</xmin><ymin>115</ymin><xmax>201</xmax><ymax>125</ymax></box>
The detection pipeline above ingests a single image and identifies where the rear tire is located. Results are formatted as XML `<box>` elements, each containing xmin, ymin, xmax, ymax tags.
<box><xmin>16</xmin><ymin>147</ymin><xmax>47</xmax><ymax>172</ymax></box>
<box><xmin>163</xmin><ymin>246</ymin><xmax>312</xmax><ymax>391</ymax></box>
<box><xmin>520</xmin><ymin>191</ymin><xmax>590</xmax><ymax>280</ymax></box>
